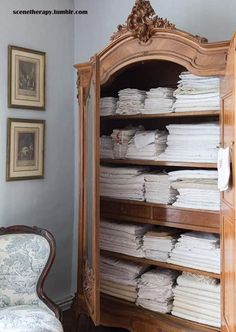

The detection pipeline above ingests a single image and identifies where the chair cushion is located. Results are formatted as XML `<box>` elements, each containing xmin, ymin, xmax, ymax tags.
<box><xmin>0</xmin><ymin>234</ymin><xmax>50</xmax><ymax>307</ymax></box>
<box><xmin>0</xmin><ymin>305</ymin><xmax>63</xmax><ymax>332</ymax></box>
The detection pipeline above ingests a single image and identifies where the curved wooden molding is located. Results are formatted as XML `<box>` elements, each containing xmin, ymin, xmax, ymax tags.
<box><xmin>99</xmin><ymin>30</ymin><xmax>229</xmax><ymax>85</ymax></box>
<box><xmin>111</xmin><ymin>0</ymin><xmax>175</xmax><ymax>43</ymax></box>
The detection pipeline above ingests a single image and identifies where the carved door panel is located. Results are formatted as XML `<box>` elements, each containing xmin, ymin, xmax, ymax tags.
<box><xmin>220</xmin><ymin>33</ymin><xmax>236</xmax><ymax>332</ymax></box>
<box><xmin>78</xmin><ymin>56</ymin><xmax>100</xmax><ymax>325</ymax></box>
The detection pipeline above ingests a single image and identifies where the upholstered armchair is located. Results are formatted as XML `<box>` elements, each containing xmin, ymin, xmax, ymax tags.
<box><xmin>0</xmin><ymin>225</ymin><xmax>64</xmax><ymax>332</ymax></box>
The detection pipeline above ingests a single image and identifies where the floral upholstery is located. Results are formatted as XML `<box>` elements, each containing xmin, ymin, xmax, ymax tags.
<box><xmin>0</xmin><ymin>305</ymin><xmax>63</xmax><ymax>332</ymax></box>
<box><xmin>0</xmin><ymin>232</ymin><xmax>63</xmax><ymax>332</ymax></box>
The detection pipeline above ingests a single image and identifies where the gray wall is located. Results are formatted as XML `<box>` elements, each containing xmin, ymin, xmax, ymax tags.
<box><xmin>0</xmin><ymin>0</ymin><xmax>75</xmax><ymax>303</ymax></box>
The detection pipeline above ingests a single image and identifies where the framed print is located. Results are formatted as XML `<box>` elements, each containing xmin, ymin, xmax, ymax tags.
<box><xmin>6</xmin><ymin>118</ymin><xmax>45</xmax><ymax>181</ymax></box>
<box><xmin>8</xmin><ymin>45</ymin><xmax>45</xmax><ymax>109</ymax></box>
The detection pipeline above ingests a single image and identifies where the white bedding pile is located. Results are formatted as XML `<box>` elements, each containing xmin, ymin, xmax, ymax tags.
<box><xmin>126</xmin><ymin>130</ymin><xmax>168</xmax><ymax>160</ymax></box>
<box><xmin>111</xmin><ymin>127</ymin><xmax>138</xmax><ymax>159</ymax></box>
<box><xmin>167</xmin><ymin>231</ymin><xmax>220</xmax><ymax>273</ymax></box>
<box><xmin>142</xmin><ymin>227</ymin><xmax>181</xmax><ymax>262</ymax></box>
<box><xmin>143</xmin><ymin>87</ymin><xmax>175</xmax><ymax>114</ymax></box>
<box><xmin>100</xmin><ymin>135</ymin><xmax>114</xmax><ymax>159</ymax></box>
<box><xmin>100</xmin><ymin>219</ymin><xmax>150</xmax><ymax>257</ymax></box>
<box><xmin>100</xmin><ymin>97</ymin><xmax>118</xmax><ymax>116</ymax></box>
<box><xmin>144</xmin><ymin>172</ymin><xmax>177</xmax><ymax>204</ymax></box>
<box><xmin>169</xmin><ymin>169</ymin><xmax>220</xmax><ymax>211</ymax></box>
<box><xmin>172</xmin><ymin>72</ymin><xmax>220</xmax><ymax>113</ymax></box>
<box><xmin>100</xmin><ymin>255</ymin><xmax>148</xmax><ymax>302</ymax></box>
<box><xmin>100</xmin><ymin>166</ymin><xmax>146</xmax><ymax>201</ymax></box>
<box><xmin>172</xmin><ymin>272</ymin><xmax>220</xmax><ymax>327</ymax></box>
<box><xmin>158</xmin><ymin>122</ymin><xmax>219</xmax><ymax>163</ymax></box>
<box><xmin>136</xmin><ymin>268</ymin><xmax>178</xmax><ymax>313</ymax></box>
<box><xmin>116</xmin><ymin>88</ymin><xmax>146</xmax><ymax>115</ymax></box>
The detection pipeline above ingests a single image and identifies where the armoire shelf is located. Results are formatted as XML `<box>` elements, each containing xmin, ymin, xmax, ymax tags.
<box><xmin>100</xmin><ymin>295</ymin><xmax>220</xmax><ymax>332</ymax></box>
<box><xmin>100</xmin><ymin>197</ymin><xmax>220</xmax><ymax>234</ymax></box>
<box><xmin>100</xmin><ymin>159</ymin><xmax>218</xmax><ymax>169</ymax></box>
<box><xmin>100</xmin><ymin>110</ymin><xmax>220</xmax><ymax>120</ymax></box>
<box><xmin>101</xmin><ymin>249</ymin><xmax>221</xmax><ymax>279</ymax></box>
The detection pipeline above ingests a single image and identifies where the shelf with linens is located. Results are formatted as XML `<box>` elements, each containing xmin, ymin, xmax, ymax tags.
<box><xmin>101</xmin><ymin>249</ymin><xmax>220</xmax><ymax>279</ymax></box>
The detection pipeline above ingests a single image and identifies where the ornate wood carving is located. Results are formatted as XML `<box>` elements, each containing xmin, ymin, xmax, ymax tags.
<box><xmin>111</xmin><ymin>0</ymin><xmax>175</xmax><ymax>43</ymax></box>
<box><xmin>83</xmin><ymin>259</ymin><xmax>95</xmax><ymax>314</ymax></box>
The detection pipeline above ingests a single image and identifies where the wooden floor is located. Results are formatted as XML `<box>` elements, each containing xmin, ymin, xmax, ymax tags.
<box><xmin>62</xmin><ymin>310</ymin><xmax>128</xmax><ymax>332</ymax></box>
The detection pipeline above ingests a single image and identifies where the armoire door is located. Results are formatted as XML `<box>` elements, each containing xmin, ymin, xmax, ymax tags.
<box><xmin>220</xmin><ymin>33</ymin><xmax>236</xmax><ymax>332</ymax></box>
<box><xmin>79</xmin><ymin>55</ymin><xmax>100</xmax><ymax>325</ymax></box>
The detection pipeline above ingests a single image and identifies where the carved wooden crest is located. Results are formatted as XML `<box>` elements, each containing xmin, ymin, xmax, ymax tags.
<box><xmin>111</xmin><ymin>0</ymin><xmax>175</xmax><ymax>43</ymax></box>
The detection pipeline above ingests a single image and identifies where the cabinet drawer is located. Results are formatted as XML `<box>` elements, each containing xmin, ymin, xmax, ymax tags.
<box><xmin>101</xmin><ymin>200</ymin><xmax>151</xmax><ymax>219</ymax></box>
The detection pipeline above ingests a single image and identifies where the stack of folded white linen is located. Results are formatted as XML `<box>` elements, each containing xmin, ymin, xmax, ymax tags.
<box><xmin>142</xmin><ymin>227</ymin><xmax>181</xmax><ymax>262</ymax></box>
<box><xmin>100</xmin><ymin>97</ymin><xmax>118</xmax><ymax>116</ymax></box>
<box><xmin>100</xmin><ymin>255</ymin><xmax>148</xmax><ymax>302</ymax></box>
<box><xmin>126</xmin><ymin>130</ymin><xmax>168</xmax><ymax>160</ymax></box>
<box><xmin>144</xmin><ymin>172</ymin><xmax>177</xmax><ymax>204</ymax></box>
<box><xmin>136</xmin><ymin>268</ymin><xmax>178</xmax><ymax>313</ymax></box>
<box><xmin>100</xmin><ymin>165</ymin><xmax>146</xmax><ymax>201</ymax></box>
<box><xmin>100</xmin><ymin>219</ymin><xmax>150</xmax><ymax>257</ymax></box>
<box><xmin>100</xmin><ymin>135</ymin><xmax>114</xmax><ymax>159</ymax></box>
<box><xmin>169</xmin><ymin>169</ymin><xmax>220</xmax><ymax>211</ymax></box>
<box><xmin>167</xmin><ymin>231</ymin><xmax>220</xmax><ymax>273</ymax></box>
<box><xmin>111</xmin><ymin>127</ymin><xmax>139</xmax><ymax>159</ymax></box>
<box><xmin>172</xmin><ymin>72</ymin><xmax>220</xmax><ymax>113</ymax></box>
<box><xmin>116</xmin><ymin>88</ymin><xmax>146</xmax><ymax>115</ymax></box>
<box><xmin>158</xmin><ymin>122</ymin><xmax>219</xmax><ymax>163</ymax></box>
<box><xmin>143</xmin><ymin>87</ymin><xmax>175</xmax><ymax>114</ymax></box>
<box><xmin>172</xmin><ymin>272</ymin><xmax>220</xmax><ymax>327</ymax></box>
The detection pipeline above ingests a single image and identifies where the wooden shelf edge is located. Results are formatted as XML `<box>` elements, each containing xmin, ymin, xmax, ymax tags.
<box><xmin>101</xmin><ymin>250</ymin><xmax>221</xmax><ymax>279</ymax></box>
<box><xmin>100</xmin><ymin>158</ymin><xmax>217</xmax><ymax>168</ymax></box>
<box><xmin>100</xmin><ymin>110</ymin><xmax>220</xmax><ymax>120</ymax></box>
<box><xmin>101</xmin><ymin>294</ymin><xmax>220</xmax><ymax>332</ymax></box>
<box><xmin>100</xmin><ymin>196</ymin><xmax>220</xmax><ymax>215</ymax></box>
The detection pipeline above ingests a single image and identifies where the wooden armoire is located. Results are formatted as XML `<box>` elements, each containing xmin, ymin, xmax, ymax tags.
<box><xmin>72</xmin><ymin>1</ymin><xmax>236</xmax><ymax>331</ymax></box>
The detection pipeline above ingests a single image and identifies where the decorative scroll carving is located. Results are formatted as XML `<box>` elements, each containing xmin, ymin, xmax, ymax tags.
<box><xmin>111</xmin><ymin>0</ymin><xmax>175</xmax><ymax>43</ymax></box>
<box><xmin>195</xmin><ymin>34</ymin><xmax>208</xmax><ymax>43</ymax></box>
<box><xmin>83</xmin><ymin>260</ymin><xmax>95</xmax><ymax>314</ymax></box>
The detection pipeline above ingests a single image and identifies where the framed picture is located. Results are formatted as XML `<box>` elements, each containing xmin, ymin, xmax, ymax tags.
<box><xmin>6</xmin><ymin>118</ymin><xmax>45</xmax><ymax>181</ymax></box>
<box><xmin>8</xmin><ymin>45</ymin><xmax>45</xmax><ymax>109</ymax></box>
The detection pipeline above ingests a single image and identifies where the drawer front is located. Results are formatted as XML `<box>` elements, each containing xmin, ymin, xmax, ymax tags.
<box><xmin>101</xmin><ymin>200</ymin><xmax>151</xmax><ymax>219</ymax></box>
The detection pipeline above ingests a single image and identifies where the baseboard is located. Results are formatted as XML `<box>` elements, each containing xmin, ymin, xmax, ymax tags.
<box><xmin>56</xmin><ymin>295</ymin><xmax>74</xmax><ymax>311</ymax></box>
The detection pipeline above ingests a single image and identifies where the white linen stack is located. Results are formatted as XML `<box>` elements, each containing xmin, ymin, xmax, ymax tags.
<box><xmin>111</xmin><ymin>127</ymin><xmax>138</xmax><ymax>159</ymax></box>
<box><xmin>143</xmin><ymin>87</ymin><xmax>175</xmax><ymax>114</ymax></box>
<box><xmin>172</xmin><ymin>272</ymin><xmax>220</xmax><ymax>327</ymax></box>
<box><xmin>116</xmin><ymin>88</ymin><xmax>146</xmax><ymax>115</ymax></box>
<box><xmin>136</xmin><ymin>268</ymin><xmax>178</xmax><ymax>313</ymax></box>
<box><xmin>169</xmin><ymin>170</ymin><xmax>220</xmax><ymax>211</ymax></box>
<box><xmin>126</xmin><ymin>130</ymin><xmax>168</xmax><ymax>160</ymax></box>
<box><xmin>144</xmin><ymin>172</ymin><xmax>177</xmax><ymax>204</ymax></box>
<box><xmin>100</xmin><ymin>166</ymin><xmax>146</xmax><ymax>201</ymax></box>
<box><xmin>100</xmin><ymin>255</ymin><xmax>148</xmax><ymax>302</ymax></box>
<box><xmin>167</xmin><ymin>231</ymin><xmax>220</xmax><ymax>273</ymax></box>
<box><xmin>100</xmin><ymin>135</ymin><xmax>114</xmax><ymax>159</ymax></box>
<box><xmin>172</xmin><ymin>72</ymin><xmax>220</xmax><ymax>113</ymax></box>
<box><xmin>100</xmin><ymin>219</ymin><xmax>150</xmax><ymax>257</ymax></box>
<box><xmin>100</xmin><ymin>97</ymin><xmax>118</xmax><ymax>116</ymax></box>
<box><xmin>158</xmin><ymin>122</ymin><xmax>219</xmax><ymax>163</ymax></box>
<box><xmin>142</xmin><ymin>227</ymin><xmax>181</xmax><ymax>262</ymax></box>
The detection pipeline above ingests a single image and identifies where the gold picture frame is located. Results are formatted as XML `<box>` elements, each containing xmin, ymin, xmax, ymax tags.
<box><xmin>6</xmin><ymin>118</ymin><xmax>45</xmax><ymax>181</ymax></box>
<box><xmin>8</xmin><ymin>45</ymin><xmax>45</xmax><ymax>110</ymax></box>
